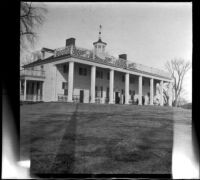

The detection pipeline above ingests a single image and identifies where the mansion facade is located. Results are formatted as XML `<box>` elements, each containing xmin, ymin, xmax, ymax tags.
<box><xmin>20</xmin><ymin>29</ymin><xmax>173</xmax><ymax>106</ymax></box>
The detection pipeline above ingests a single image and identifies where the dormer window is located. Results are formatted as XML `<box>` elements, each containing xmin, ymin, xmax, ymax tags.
<box><xmin>98</xmin><ymin>45</ymin><xmax>101</xmax><ymax>49</ymax></box>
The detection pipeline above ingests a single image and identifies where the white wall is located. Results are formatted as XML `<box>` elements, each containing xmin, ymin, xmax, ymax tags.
<box><xmin>33</xmin><ymin>60</ymin><xmax>163</xmax><ymax>103</ymax></box>
<box><xmin>56</xmin><ymin>63</ymin><xmax>68</xmax><ymax>96</ymax></box>
<box><xmin>42</xmin><ymin>63</ymin><xmax>57</xmax><ymax>102</ymax></box>
<box><xmin>74</xmin><ymin>63</ymin><xmax>91</xmax><ymax>103</ymax></box>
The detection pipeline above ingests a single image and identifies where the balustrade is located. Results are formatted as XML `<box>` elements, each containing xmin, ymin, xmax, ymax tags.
<box><xmin>20</xmin><ymin>69</ymin><xmax>45</xmax><ymax>78</ymax></box>
<box><xmin>53</xmin><ymin>45</ymin><xmax>170</xmax><ymax>78</ymax></box>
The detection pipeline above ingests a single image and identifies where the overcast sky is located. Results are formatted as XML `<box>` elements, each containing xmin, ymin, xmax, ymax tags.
<box><xmin>29</xmin><ymin>2</ymin><xmax>192</xmax><ymax>102</ymax></box>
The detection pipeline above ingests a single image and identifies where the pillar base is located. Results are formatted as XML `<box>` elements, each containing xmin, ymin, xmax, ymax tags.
<box><xmin>109</xmin><ymin>102</ymin><xmax>114</xmax><ymax>104</ymax></box>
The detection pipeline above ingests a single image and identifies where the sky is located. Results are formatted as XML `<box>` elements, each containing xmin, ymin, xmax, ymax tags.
<box><xmin>28</xmin><ymin>2</ymin><xmax>192</xmax><ymax>102</ymax></box>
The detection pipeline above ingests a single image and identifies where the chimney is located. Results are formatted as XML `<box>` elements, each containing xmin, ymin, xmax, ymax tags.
<box><xmin>119</xmin><ymin>54</ymin><xmax>127</xmax><ymax>60</ymax></box>
<box><xmin>41</xmin><ymin>48</ymin><xmax>54</xmax><ymax>60</ymax></box>
<box><xmin>66</xmin><ymin>38</ymin><xmax>75</xmax><ymax>47</ymax></box>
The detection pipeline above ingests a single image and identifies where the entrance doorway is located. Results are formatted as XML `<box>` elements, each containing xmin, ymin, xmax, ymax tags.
<box><xmin>115</xmin><ymin>92</ymin><xmax>120</xmax><ymax>104</ymax></box>
<box><xmin>80</xmin><ymin>90</ymin><xmax>84</xmax><ymax>103</ymax></box>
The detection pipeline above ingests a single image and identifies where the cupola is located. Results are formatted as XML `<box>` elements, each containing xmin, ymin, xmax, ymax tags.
<box><xmin>93</xmin><ymin>25</ymin><xmax>107</xmax><ymax>59</ymax></box>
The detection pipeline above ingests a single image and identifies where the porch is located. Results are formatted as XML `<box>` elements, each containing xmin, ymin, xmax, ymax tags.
<box><xmin>20</xmin><ymin>80</ymin><xmax>44</xmax><ymax>102</ymax></box>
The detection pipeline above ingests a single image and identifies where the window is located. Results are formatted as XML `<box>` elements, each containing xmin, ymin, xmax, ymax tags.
<box><xmin>130</xmin><ymin>90</ymin><xmax>135</xmax><ymax>100</ymax></box>
<box><xmin>106</xmin><ymin>87</ymin><xmax>109</xmax><ymax>98</ymax></box>
<box><xmin>79</xmin><ymin>67</ymin><xmax>83</xmax><ymax>75</ymax></box>
<box><xmin>64</xmin><ymin>89</ymin><xmax>68</xmax><ymax>95</ymax></box>
<box><xmin>63</xmin><ymin>64</ymin><xmax>67</xmax><ymax>73</ymax></box>
<box><xmin>130</xmin><ymin>77</ymin><xmax>135</xmax><ymax>84</ymax></box>
<box><xmin>122</xmin><ymin>75</ymin><xmax>125</xmax><ymax>82</ymax></box>
<box><xmin>83</xmin><ymin>68</ymin><xmax>87</xmax><ymax>76</ymax></box>
<box><xmin>107</xmin><ymin>72</ymin><xmax>110</xmax><ymax>80</ymax></box>
<box><xmin>142</xmin><ymin>80</ymin><xmax>144</xmax><ymax>86</ymax></box>
<box><xmin>101</xmin><ymin>86</ymin><xmax>103</xmax><ymax>98</ymax></box>
<box><xmin>96</xmin><ymin>70</ymin><xmax>103</xmax><ymax>79</ymax></box>
<box><xmin>62</xmin><ymin>82</ymin><xmax>67</xmax><ymax>89</ymax></box>
<box><xmin>121</xmin><ymin>89</ymin><xmax>124</xmax><ymax>94</ymax></box>
<box><xmin>96</xmin><ymin>71</ymin><xmax>99</xmax><ymax>78</ymax></box>
<box><xmin>129</xmin><ymin>90</ymin><xmax>132</xmax><ymax>95</ymax></box>
<box><xmin>95</xmin><ymin>86</ymin><xmax>98</xmax><ymax>97</ymax></box>
<box><xmin>41</xmin><ymin>65</ymin><xmax>44</xmax><ymax>70</ymax></box>
<box><xmin>98</xmin><ymin>45</ymin><xmax>101</xmax><ymax>49</ymax></box>
<box><xmin>79</xmin><ymin>67</ymin><xmax>87</xmax><ymax>76</ymax></box>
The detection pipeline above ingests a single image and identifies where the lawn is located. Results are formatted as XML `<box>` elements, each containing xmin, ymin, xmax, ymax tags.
<box><xmin>20</xmin><ymin>102</ymin><xmax>176</xmax><ymax>175</ymax></box>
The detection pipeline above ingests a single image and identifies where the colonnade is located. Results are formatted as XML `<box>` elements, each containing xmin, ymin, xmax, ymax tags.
<box><xmin>20</xmin><ymin>80</ymin><xmax>43</xmax><ymax>101</ymax></box>
<box><xmin>67</xmin><ymin>61</ymin><xmax>172</xmax><ymax>106</ymax></box>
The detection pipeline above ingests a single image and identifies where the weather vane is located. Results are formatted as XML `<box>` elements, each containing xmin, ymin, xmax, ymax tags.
<box><xmin>99</xmin><ymin>25</ymin><xmax>102</xmax><ymax>39</ymax></box>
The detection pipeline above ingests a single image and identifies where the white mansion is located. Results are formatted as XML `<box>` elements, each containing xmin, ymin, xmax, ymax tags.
<box><xmin>20</xmin><ymin>28</ymin><xmax>173</xmax><ymax>106</ymax></box>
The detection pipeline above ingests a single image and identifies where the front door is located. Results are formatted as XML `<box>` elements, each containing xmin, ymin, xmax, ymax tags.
<box><xmin>80</xmin><ymin>90</ymin><xmax>84</xmax><ymax>103</ymax></box>
<box><xmin>115</xmin><ymin>92</ymin><xmax>120</xmax><ymax>104</ymax></box>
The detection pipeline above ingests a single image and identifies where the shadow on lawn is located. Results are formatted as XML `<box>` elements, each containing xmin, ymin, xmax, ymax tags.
<box><xmin>49</xmin><ymin>103</ymin><xmax>79</xmax><ymax>174</ymax></box>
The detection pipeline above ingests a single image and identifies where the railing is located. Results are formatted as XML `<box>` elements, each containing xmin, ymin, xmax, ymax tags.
<box><xmin>54</xmin><ymin>45</ymin><xmax>171</xmax><ymax>79</ymax></box>
<box><xmin>73</xmin><ymin>95</ymin><xmax>80</xmax><ymax>103</ymax></box>
<box><xmin>57</xmin><ymin>94</ymin><xmax>81</xmax><ymax>102</ymax></box>
<box><xmin>20</xmin><ymin>69</ymin><xmax>45</xmax><ymax>78</ymax></box>
<box><xmin>20</xmin><ymin>94</ymin><xmax>43</xmax><ymax>101</ymax></box>
<box><xmin>105</xmin><ymin>97</ymin><xmax>109</xmax><ymax>104</ymax></box>
<box><xmin>54</xmin><ymin>46</ymin><xmax>71</xmax><ymax>57</ymax></box>
<box><xmin>58</xmin><ymin>94</ymin><xmax>68</xmax><ymax>102</ymax></box>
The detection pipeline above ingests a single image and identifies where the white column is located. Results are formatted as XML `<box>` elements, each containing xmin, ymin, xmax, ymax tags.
<box><xmin>24</xmin><ymin>79</ymin><xmax>26</xmax><ymax>101</ymax></box>
<box><xmin>109</xmin><ymin>69</ymin><xmax>114</xmax><ymax>104</ymax></box>
<box><xmin>138</xmin><ymin>75</ymin><xmax>142</xmax><ymax>105</ymax></box>
<box><xmin>150</xmin><ymin>78</ymin><xmax>154</xmax><ymax>105</ymax></box>
<box><xmin>38</xmin><ymin>82</ymin><xmax>41</xmax><ymax>101</ymax></box>
<box><xmin>33</xmin><ymin>82</ymin><xmax>37</xmax><ymax>102</ymax></box>
<box><xmin>125</xmin><ymin>73</ymin><xmax>130</xmax><ymax>104</ymax></box>
<box><xmin>41</xmin><ymin>82</ymin><xmax>44</xmax><ymax>101</ymax></box>
<box><xmin>168</xmin><ymin>82</ymin><xmax>172</xmax><ymax>106</ymax></box>
<box><xmin>160</xmin><ymin>80</ymin><xmax>164</xmax><ymax>106</ymax></box>
<box><xmin>67</xmin><ymin>61</ymin><xmax>74</xmax><ymax>102</ymax></box>
<box><xmin>28</xmin><ymin>81</ymin><xmax>31</xmax><ymax>100</ymax></box>
<box><xmin>90</xmin><ymin>65</ymin><xmax>96</xmax><ymax>103</ymax></box>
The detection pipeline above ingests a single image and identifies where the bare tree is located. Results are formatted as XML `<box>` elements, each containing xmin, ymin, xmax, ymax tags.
<box><xmin>163</xmin><ymin>83</ymin><xmax>169</xmax><ymax>105</ymax></box>
<box><xmin>20</xmin><ymin>2</ymin><xmax>47</xmax><ymax>51</ymax></box>
<box><xmin>21</xmin><ymin>50</ymin><xmax>43</xmax><ymax>67</ymax></box>
<box><xmin>165</xmin><ymin>58</ymin><xmax>191</xmax><ymax>107</ymax></box>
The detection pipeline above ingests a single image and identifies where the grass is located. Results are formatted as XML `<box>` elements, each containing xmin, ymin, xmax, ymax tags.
<box><xmin>180</xmin><ymin>103</ymin><xmax>192</xmax><ymax>109</ymax></box>
<box><xmin>20</xmin><ymin>102</ymin><xmax>178</xmax><ymax>175</ymax></box>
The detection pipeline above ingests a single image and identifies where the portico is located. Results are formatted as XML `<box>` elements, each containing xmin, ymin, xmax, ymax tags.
<box><xmin>20</xmin><ymin>69</ymin><xmax>45</xmax><ymax>102</ymax></box>
<box><xmin>63</xmin><ymin>59</ymin><xmax>172</xmax><ymax>106</ymax></box>
<box><xmin>20</xmin><ymin>79</ymin><xmax>44</xmax><ymax>102</ymax></box>
<box><xmin>21</xmin><ymin>27</ymin><xmax>172</xmax><ymax>106</ymax></box>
